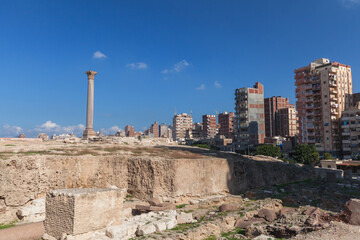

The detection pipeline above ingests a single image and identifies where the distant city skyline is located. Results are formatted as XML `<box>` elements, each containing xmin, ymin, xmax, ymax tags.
<box><xmin>1</xmin><ymin>0</ymin><xmax>360</xmax><ymax>137</ymax></box>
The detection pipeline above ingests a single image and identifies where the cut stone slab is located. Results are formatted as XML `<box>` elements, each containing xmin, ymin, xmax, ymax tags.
<box><xmin>136</xmin><ymin>223</ymin><xmax>156</xmax><ymax>236</ymax></box>
<box><xmin>153</xmin><ymin>220</ymin><xmax>167</xmax><ymax>231</ymax></box>
<box><xmin>106</xmin><ymin>223</ymin><xmax>137</xmax><ymax>239</ymax></box>
<box><xmin>177</xmin><ymin>212</ymin><xmax>194</xmax><ymax>224</ymax></box>
<box><xmin>45</xmin><ymin>188</ymin><xmax>126</xmax><ymax>239</ymax></box>
<box><xmin>164</xmin><ymin>217</ymin><xmax>177</xmax><ymax>229</ymax></box>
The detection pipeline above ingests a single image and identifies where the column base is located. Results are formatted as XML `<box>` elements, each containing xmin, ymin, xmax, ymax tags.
<box><xmin>83</xmin><ymin>128</ymin><xmax>96</xmax><ymax>139</ymax></box>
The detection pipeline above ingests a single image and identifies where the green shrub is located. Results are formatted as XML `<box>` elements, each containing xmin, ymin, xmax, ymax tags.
<box><xmin>255</xmin><ymin>144</ymin><xmax>282</xmax><ymax>158</ymax></box>
<box><xmin>292</xmin><ymin>144</ymin><xmax>319</xmax><ymax>165</ymax></box>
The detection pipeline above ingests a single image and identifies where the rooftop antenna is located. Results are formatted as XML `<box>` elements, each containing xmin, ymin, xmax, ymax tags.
<box><xmin>190</xmin><ymin>110</ymin><xmax>193</xmax><ymax>116</ymax></box>
<box><xmin>174</xmin><ymin>107</ymin><xmax>177</xmax><ymax>115</ymax></box>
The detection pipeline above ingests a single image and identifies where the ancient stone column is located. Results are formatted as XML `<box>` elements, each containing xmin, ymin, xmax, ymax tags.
<box><xmin>83</xmin><ymin>71</ymin><xmax>97</xmax><ymax>139</ymax></box>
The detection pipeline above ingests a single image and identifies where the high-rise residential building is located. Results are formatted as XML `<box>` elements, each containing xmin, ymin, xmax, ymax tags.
<box><xmin>341</xmin><ymin>103</ymin><xmax>360</xmax><ymax>159</ymax></box>
<box><xmin>353</xmin><ymin>93</ymin><xmax>360</xmax><ymax>106</ymax></box>
<box><xmin>277</xmin><ymin>106</ymin><xmax>298</xmax><ymax>137</ymax></box>
<box><xmin>218</xmin><ymin>112</ymin><xmax>234</xmax><ymax>139</ymax></box>
<box><xmin>202</xmin><ymin>114</ymin><xmax>217</xmax><ymax>139</ymax></box>
<box><xmin>159</xmin><ymin>123</ymin><xmax>170</xmax><ymax>138</ymax></box>
<box><xmin>125</xmin><ymin>125</ymin><xmax>135</xmax><ymax>137</ymax></box>
<box><xmin>234</xmin><ymin>82</ymin><xmax>265</xmax><ymax>150</ymax></box>
<box><xmin>150</xmin><ymin>121</ymin><xmax>159</xmax><ymax>138</ymax></box>
<box><xmin>264</xmin><ymin>96</ymin><xmax>294</xmax><ymax>137</ymax></box>
<box><xmin>295</xmin><ymin>58</ymin><xmax>353</xmax><ymax>154</ymax></box>
<box><xmin>172</xmin><ymin>113</ymin><xmax>193</xmax><ymax>141</ymax></box>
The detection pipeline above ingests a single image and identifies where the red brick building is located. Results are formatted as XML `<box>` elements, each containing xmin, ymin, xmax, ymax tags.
<box><xmin>150</xmin><ymin>121</ymin><xmax>159</xmax><ymax>138</ymax></box>
<box><xmin>264</xmin><ymin>96</ymin><xmax>294</xmax><ymax>137</ymax></box>
<box><xmin>218</xmin><ymin>112</ymin><xmax>234</xmax><ymax>139</ymax></box>
<box><xmin>125</xmin><ymin>125</ymin><xmax>135</xmax><ymax>137</ymax></box>
<box><xmin>202</xmin><ymin>115</ymin><xmax>217</xmax><ymax>139</ymax></box>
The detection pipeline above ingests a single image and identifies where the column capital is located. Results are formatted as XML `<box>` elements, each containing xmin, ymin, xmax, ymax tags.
<box><xmin>85</xmin><ymin>71</ymin><xmax>98</xmax><ymax>80</ymax></box>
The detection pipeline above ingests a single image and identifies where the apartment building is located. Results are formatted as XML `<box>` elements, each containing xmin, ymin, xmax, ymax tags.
<box><xmin>234</xmin><ymin>82</ymin><xmax>265</xmax><ymax>150</ymax></box>
<box><xmin>202</xmin><ymin>114</ymin><xmax>217</xmax><ymax>139</ymax></box>
<box><xmin>353</xmin><ymin>93</ymin><xmax>360</xmax><ymax>106</ymax></box>
<box><xmin>172</xmin><ymin>113</ymin><xmax>193</xmax><ymax>141</ymax></box>
<box><xmin>125</xmin><ymin>125</ymin><xmax>135</xmax><ymax>137</ymax></box>
<box><xmin>218</xmin><ymin>112</ymin><xmax>234</xmax><ymax>139</ymax></box>
<box><xmin>341</xmin><ymin>103</ymin><xmax>360</xmax><ymax>159</ymax></box>
<box><xmin>264</xmin><ymin>96</ymin><xmax>294</xmax><ymax>137</ymax></box>
<box><xmin>295</xmin><ymin>58</ymin><xmax>353</xmax><ymax>154</ymax></box>
<box><xmin>277</xmin><ymin>106</ymin><xmax>298</xmax><ymax>137</ymax></box>
<box><xmin>159</xmin><ymin>123</ymin><xmax>170</xmax><ymax>138</ymax></box>
<box><xmin>150</xmin><ymin>121</ymin><xmax>159</xmax><ymax>138</ymax></box>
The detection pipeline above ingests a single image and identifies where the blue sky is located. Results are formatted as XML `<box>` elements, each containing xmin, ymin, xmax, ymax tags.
<box><xmin>1</xmin><ymin>0</ymin><xmax>360</xmax><ymax>137</ymax></box>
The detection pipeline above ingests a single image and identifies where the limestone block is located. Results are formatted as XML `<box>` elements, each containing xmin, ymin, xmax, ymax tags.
<box><xmin>164</xmin><ymin>217</ymin><xmax>177</xmax><ymax>229</ymax></box>
<box><xmin>106</xmin><ymin>224</ymin><xmax>137</xmax><ymax>239</ymax></box>
<box><xmin>16</xmin><ymin>198</ymin><xmax>45</xmax><ymax>223</ymax></box>
<box><xmin>153</xmin><ymin>220</ymin><xmax>167</xmax><ymax>231</ymax></box>
<box><xmin>176</xmin><ymin>212</ymin><xmax>194</xmax><ymax>224</ymax></box>
<box><xmin>136</xmin><ymin>223</ymin><xmax>156</xmax><ymax>236</ymax></box>
<box><xmin>45</xmin><ymin>188</ymin><xmax>126</xmax><ymax>239</ymax></box>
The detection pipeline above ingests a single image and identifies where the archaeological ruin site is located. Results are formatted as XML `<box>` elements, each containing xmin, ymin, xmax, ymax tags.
<box><xmin>0</xmin><ymin>137</ymin><xmax>360</xmax><ymax>240</ymax></box>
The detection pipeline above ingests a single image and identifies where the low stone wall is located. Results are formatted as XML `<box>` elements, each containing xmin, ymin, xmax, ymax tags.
<box><xmin>314</xmin><ymin>167</ymin><xmax>344</xmax><ymax>179</ymax></box>
<box><xmin>1</xmin><ymin>150</ymin><xmax>333</xmax><ymax>223</ymax></box>
<box><xmin>126</xmin><ymin>154</ymin><xmax>316</xmax><ymax>200</ymax></box>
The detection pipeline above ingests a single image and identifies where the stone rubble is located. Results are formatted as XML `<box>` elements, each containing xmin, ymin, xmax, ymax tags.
<box><xmin>16</xmin><ymin>198</ymin><xmax>45</xmax><ymax>223</ymax></box>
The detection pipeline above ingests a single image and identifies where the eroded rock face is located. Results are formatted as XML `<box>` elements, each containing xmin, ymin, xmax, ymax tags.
<box><xmin>344</xmin><ymin>198</ymin><xmax>360</xmax><ymax>225</ymax></box>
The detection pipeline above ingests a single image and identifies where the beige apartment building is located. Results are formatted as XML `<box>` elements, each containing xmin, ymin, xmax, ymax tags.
<box><xmin>341</xmin><ymin>103</ymin><xmax>360</xmax><ymax>159</ymax></box>
<box><xmin>277</xmin><ymin>106</ymin><xmax>298</xmax><ymax>137</ymax></box>
<box><xmin>172</xmin><ymin>113</ymin><xmax>193</xmax><ymax>141</ymax></box>
<box><xmin>295</xmin><ymin>58</ymin><xmax>353</xmax><ymax>154</ymax></box>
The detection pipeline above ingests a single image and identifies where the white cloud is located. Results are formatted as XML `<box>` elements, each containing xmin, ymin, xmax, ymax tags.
<box><xmin>214</xmin><ymin>81</ymin><xmax>222</xmax><ymax>88</ymax></box>
<box><xmin>0</xmin><ymin>124</ymin><xmax>24</xmax><ymax>137</ymax></box>
<box><xmin>161</xmin><ymin>60</ymin><xmax>190</xmax><ymax>74</ymax></box>
<box><xmin>34</xmin><ymin>121</ymin><xmax>85</xmax><ymax>136</ymax></box>
<box><xmin>340</xmin><ymin>0</ymin><xmax>360</xmax><ymax>7</ymax></box>
<box><xmin>196</xmin><ymin>84</ymin><xmax>205</xmax><ymax>90</ymax></box>
<box><xmin>100</xmin><ymin>126</ymin><xmax>121</xmax><ymax>135</ymax></box>
<box><xmin>126</xmin><ymin>62</ymin><xmax>148</xmax><ymax>69</ymax></box>
<box><xmin>93</xmin><ymin>51</ymin><xmax>107</xmax><ymax>59</ymax></box>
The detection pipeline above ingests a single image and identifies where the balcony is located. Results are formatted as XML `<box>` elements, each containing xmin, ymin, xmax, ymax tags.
<box><xmin>330</xmin><ymin>95</ymin><xmax>338</xmax><ymax>101</ymax></box>
<box><xmin>330</xmin><ymin>88</ymin><xmax>338</xmax><ymax>94</ymax></box>
<box><xmin>305</xmin><ymin>91</ymin><xmax>313</xmax><ymax>96</ymax></box>
<box><xmin>329</xmin><ymin>81</ymin><xmax>337</xmax><ymax>87</ymax></box>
